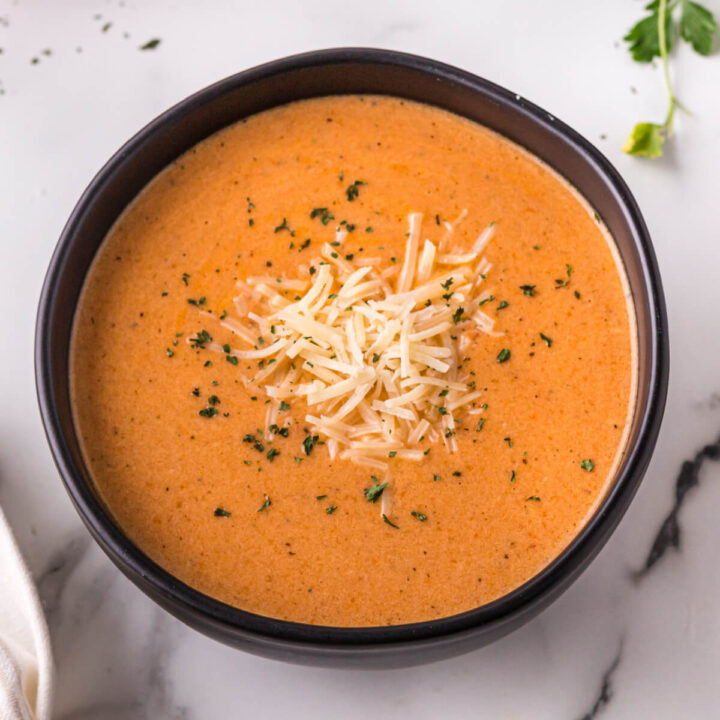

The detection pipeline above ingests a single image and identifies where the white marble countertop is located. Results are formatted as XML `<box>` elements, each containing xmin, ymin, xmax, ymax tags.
<box><xmin>2</xmin><ymin>0</ymin><xmax>720</xmax><ymax>717</ymax></box>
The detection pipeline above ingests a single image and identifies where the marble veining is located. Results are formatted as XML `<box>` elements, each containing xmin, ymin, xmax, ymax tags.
<box><xmin>36</xmin><ymin>534</ymin><xmax>91</xmax><ymax>623</ymax></box>
<box><xmin>634</xmin><ymin>432</ymin><xmax>720</xmax><ymax>580</ymax></box>
<box><xmin>578</xmin><ymin>642</ymin><xmax>623</xmax><ymax>720</ymax></box>
<box><xmin>2</xmin><ymin>0</ymin><xmax>720</xmax><ymax>717</ymax></box>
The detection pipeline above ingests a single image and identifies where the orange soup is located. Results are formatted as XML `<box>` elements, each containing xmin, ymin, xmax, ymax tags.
<box><xmin>71</xmin><ymin>96</ymin><xmax>635</xmax><ymax>626</ymax></box>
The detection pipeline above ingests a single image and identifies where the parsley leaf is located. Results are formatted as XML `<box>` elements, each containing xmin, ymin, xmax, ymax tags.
<box><xmin>382</xmin><ymin>514</ymin><xmax>399</xmax><ymax>529</ymax></box>
<box><xmin>303</xmin><ymin>434</ymin><xmax>319</xmax><ymax>456</ymax></box>
<box><xmin>624</xmin><ymin>6</ymin><xmax>673</xmax><ymax>62</ymax></box>
<box><xmin>363</xmin><ymin>479</ymin><xmax>388</xmax><ymax>503</ymax></box>
<box><xmin>680</xmin><ymin>0</ymin><xmax>717</xmax><ymax>55</ymax></box>
<box><xmin>190</xmin><ymin>329</ymin><xmax>213</xmax><ymax>348</ymax></box>
<box><xmin>345</xmin><ymin>180</ymin><xmax>366</xmax><ymax>201</ymax></box>
<box><xmin>622</xmin><ymin>122</ymin><xmax>666</xmax><ymax>158</ymax></box>
<box><xmin>554</xmin><ymin>264</ymin><xmax>572</xmax><ymax>289</ymax></box>
<box><xmin>274</xmin><ymin>218</ymin><xmax>294</xmax><ymax>236</ymax></box>
<box><xmin>310</xmin><ymin>207</ymin><xmax>334</xmax><ymax>225</ymax></box>
<box><xmin>539</xmin><ymin>332</ymin><xmax>553</xmax><ymax>348</ymax></box>
<box><xmin>452</xmin><ymin>306</ymin><xmax>465</xmax><ymax>323</ymax></box>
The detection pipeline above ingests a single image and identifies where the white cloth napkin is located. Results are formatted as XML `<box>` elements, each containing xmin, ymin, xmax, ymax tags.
<box><xmin>0</xmin><ymin>507</ymin><xmax>52</xmax><ymax>720</ymax></box>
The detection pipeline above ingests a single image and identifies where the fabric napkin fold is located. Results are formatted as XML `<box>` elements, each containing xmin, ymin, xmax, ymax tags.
<box><xmin>0</xmin><ymin>506</ymin><xmax>52</xmax><ymax>720</ymax></box>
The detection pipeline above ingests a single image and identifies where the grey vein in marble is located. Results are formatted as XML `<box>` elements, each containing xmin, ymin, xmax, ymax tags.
<box><xmin>36</xmin><ymin>533</ymin><xmax>91</xmax><ymax>623</ymax></box>
<box><xmin>577</xmin><ymin>641</ymin><xmax>623</xmax><ymax>720</ymax></box>
<box><xmin>634</xmin><ymin>432</ymin><xmax>720</xmax><ymax>580</ymax></box>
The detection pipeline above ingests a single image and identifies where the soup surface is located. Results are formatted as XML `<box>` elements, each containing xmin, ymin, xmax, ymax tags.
<box><xmin>71</xmin><ymin>96</ymin><xmax>635</xmax><ymax>626</ymax></box>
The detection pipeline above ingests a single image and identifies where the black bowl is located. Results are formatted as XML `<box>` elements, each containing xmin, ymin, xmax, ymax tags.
<box><xmin>35</xmin><ymin>48</ymin><xmax>668</xmax><ymax>668</ymax></box>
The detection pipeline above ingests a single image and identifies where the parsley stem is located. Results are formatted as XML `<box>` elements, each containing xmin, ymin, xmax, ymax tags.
<box><xmin>658</xmin><ymin>0</ymin><xmax>676</xmax><ymax>133</ymax></box>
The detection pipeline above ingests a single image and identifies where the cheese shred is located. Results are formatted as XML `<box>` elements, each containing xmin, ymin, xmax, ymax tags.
<box><xmin>194</xmin><ymin>211</ymin><xmax>498</xmax><ymax>469</ymax></box>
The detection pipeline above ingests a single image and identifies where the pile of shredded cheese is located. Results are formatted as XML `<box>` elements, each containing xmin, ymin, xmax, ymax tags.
<box><xmin>197</xmin><ymin>211</ymin><xmax>500</xmax><ymax>472</ymax></box>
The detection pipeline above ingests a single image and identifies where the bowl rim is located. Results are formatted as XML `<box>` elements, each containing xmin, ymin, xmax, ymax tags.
<box><xmin>35</xmin><ymin>46</ymin><xmax>668</xmax><ymax>651</ymax></box>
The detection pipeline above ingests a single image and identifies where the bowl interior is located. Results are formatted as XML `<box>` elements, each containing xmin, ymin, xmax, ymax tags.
<box><xmin>36</xmin><ymin>48</ymin><xmax>667</xmax><ymax>656</ymax></box>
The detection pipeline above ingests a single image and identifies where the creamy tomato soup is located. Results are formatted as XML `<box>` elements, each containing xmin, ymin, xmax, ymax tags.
<box><xmin>71</xmin><ymin>96</ymin><xmax>635</xmax><ymax>627</ymax></box>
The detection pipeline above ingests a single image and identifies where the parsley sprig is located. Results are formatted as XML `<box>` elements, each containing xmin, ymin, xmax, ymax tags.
<box><xmin>623</xmin><ymin>0</ymin><xmax>717</xmax><ymax>157</ymax></box>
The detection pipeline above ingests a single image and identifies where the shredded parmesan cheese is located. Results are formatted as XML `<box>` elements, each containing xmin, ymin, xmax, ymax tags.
<box><xmin>193</xmin><ymin>211</ymin><xmax>498</xmax><ymax>470</ymax></box>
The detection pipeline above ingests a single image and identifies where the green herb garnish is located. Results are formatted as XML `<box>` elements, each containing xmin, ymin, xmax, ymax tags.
<box><xmin>580</xmin><ymin>459</ymin><xmax>595</xmax><ymax>472</ymax></box>
<box><xmin>554</xmin><ymin>264</ymin><xmax>572</xmax><ymax>289</ymax></box>
<box><xmin>303</xmin><ymin>434</ymin><xmax>319</xmax><ymax>456</ymax></box>
<box><xmin>410</xmin><ymin>511</ymin><xmax>427</xmax><ymax>522</ymax></box>
<box><xmin>345</xmin><ymin>180</ymin><xmax>366</xmax><ymax>201</ymax></box>
<box><xmin>363</xmin><ymin>478</ymin><xmax>388</xmax><ymax>503</ymax></box>
<box><xmin>497</xmin><ymin>348</ymin><xmax>511</xmax><ymax>363</ymax></box>
<box><xmin>190</xmin><ymin>329</ymin><xmax>213</xmax><ymax>348</ymax></box>
<box><xmin>623</xmin><ymin>0</ymin><xmax>716</xmax><ymax>157</ymax></box>
<box><xmin>310</xmin><ymin>207</ymin><xmax>334</xmax><ymax>225</ymax></box>
<box><xmin>257</xmin><ymin>495</ymin><xmax>271</xmax><ymax>512</ymax></box>
<box><xmin>274</xmin><ymin>218</ymin><xmax>294</xmax><ymax>235</ymax></box>
<box><xmin>140</xmin><ymin>38</ymin><xmax>161</xmax><ymax>50</ymax></box>
<box><xmin>382</xmin><ymin>514</ymin><xmax>399</xmax><ymax>529</ymax></box>
<box><xmin>325</xmin><ymin>505</ymin><xmax>338</xmax><ymax>514</ymax></box>
<box><xmin>540</xmin><ymin>332</ymin><xmax>553</xmax><ymax>348</ymax></box>
<box><xmin>199</xmin><ymin>407</ymin><xmax>218</xmax><ymax>418</ymax></box>
<box><xmin>519</xmin><ymin>285</ymin><xmax>536</xmax><ymax>297</ymax></box>
<box><xmin>214</xmin><ymin>507</ymin><xmax>231</xmax><ymax>517</ymax></box>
